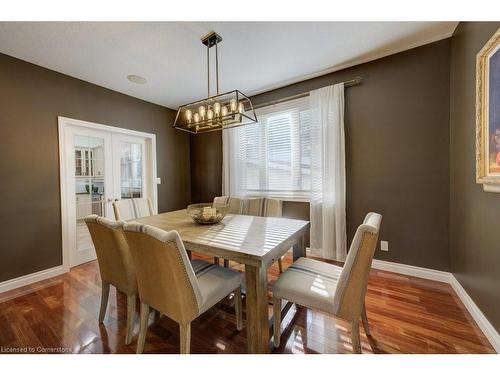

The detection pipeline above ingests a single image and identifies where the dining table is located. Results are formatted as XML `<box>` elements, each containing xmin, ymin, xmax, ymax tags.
<box><xmin>134</xmin><ymin>209</ymin><xmax>310</xmax><ymax>353</ymax></box>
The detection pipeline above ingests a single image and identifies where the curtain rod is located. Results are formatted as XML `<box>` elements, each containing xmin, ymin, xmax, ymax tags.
<box><xmin>253</xmin><ymin>76</ymin><xmax>362</xmax><ymax>109</ymax></box>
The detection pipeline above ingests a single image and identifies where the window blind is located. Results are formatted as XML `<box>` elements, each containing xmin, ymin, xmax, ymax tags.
<box><xmin>226</xmin><ymin>97</ymin><xmax>311</xmax><ymax>199</ymax></box>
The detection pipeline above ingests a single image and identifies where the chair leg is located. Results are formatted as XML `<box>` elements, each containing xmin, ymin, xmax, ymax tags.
<box><xmin>179</xmin><ymin>322</ymin><xmax>191</xmax><ymax>354</ymax></box>
<box><xmin>224</xmin><ymin>259</ymin><xmax>229</xmax><ymax>268</ymax></box>
<box><xmin>278</xmin><ymin>258</ymin><xmax>283</xmax><ymax>273</ymax></box>
<box><xmin>125</xmin><ymin>294</ymin><xmax>136</xmax><ymax>345</ymax></box>
<box><xmin>351</xmin><ymin>321</ymin><xmax>361</xmax><ymax>354</ymax></box>
<box><xmin>273</xmin><ymin>297</ymin><xmax>282</xmax><ymax>348</ymax></box>
<box><xmin>136</xmin><ymin>302</ymin><xmax>149</xmax><ymax>354</ymax></box>
<box><xmin>361</xmin><ymin>304</ymin><xmax>371</xmax><ymax>336</ymax></box>
<box><xmin>234</xmin><ymin>287</ymin><xmax>243</xmax><ymax>331</ymax></box>
<box><xmin>99</xmin><ymin>281</ymin><xmax>110</xmax><ymax>323</ymax></box>
<box><xmin>214</xmin><ymin>257</ymin><xmax>220</xmax><ymax>265</ymax></box>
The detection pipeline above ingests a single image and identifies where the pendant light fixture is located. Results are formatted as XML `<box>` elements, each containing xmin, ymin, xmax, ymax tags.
<box><xmin>173</xmin><ymin>31</ymin><xmax>257</xmax><ymax>134</ymax></box>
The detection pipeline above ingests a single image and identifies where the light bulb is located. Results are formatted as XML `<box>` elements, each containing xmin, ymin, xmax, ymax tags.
<box><xmin>229</xmin><ymin>99</ymin><xmax>237</xmax><ymax>112</ymax></box>
<box><xmin>213</xmin><ymin>102</ymin><xmax>221</xmax><ymax>116</ymax></box>
<box><xmin>185</xmin><ymin>109</ymin><xmax>192</xmax><ymax>123</ymax></box>
<box><xmin>221</xmin><ymin>105</ymin><xmax>228</xmax><ymax>116</ymax></box>
<box><xmin>207</xmin><ymin>108</ymin><xmax>214</xmax><ymax>120</ymax></box>
<box><xmin>198</xmin><ymin>106</ymin><xmax>206</xmax><ymax>119</ymax></box>
<box><xmin>193</xmin><ymin>113</ymin><xmax>200</xmax><ymax>123</ymax></box>
<box><xmin>238</xmin><ymin>102</ymin><xmax>245</xmax><ymax>113</ymax></box>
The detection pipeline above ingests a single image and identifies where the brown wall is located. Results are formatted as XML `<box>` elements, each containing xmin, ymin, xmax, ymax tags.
<box><xmin>190</xmin><ymin>39</ymin><xmax>451</xmax><ymax>271</ymax></box>
<box><xmin>0</xmin><ymin>53</ymin><xmax>191</xmax><ymax>283</ymax></box>
<box><xmin>449</xmin><ymin>22</ymin><xmax>500</xmax><ymax>331</ymax></box>
<box><xmin>190</xmin><ymin>131</ymin><xmax>223</xmax><ymax>203</ymax></box>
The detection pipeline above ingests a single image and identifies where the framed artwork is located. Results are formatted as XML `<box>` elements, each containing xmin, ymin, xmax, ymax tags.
<box><xmin>476</xmin><ymin>28</ymin><xmax>500</xmax><ymax>192</ymax></box>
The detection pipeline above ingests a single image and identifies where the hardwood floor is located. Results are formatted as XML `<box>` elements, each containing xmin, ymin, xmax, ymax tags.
<box><xmin>0</xmin><ymin>253</ymin><xmax>494</xmax><ymax>354</ymax></box>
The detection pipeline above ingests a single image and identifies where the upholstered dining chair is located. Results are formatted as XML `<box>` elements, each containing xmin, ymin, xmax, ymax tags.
<box><xmin>123</xmin><ymin>222</ymin><xmax>243</xmax><ymax>354</ymax></box>
<box><xmin>272</xmin><ymin>212</ymin><xmax>382</xmax><ymax>353</ymax></box>
<box><xmin>213</xmin><ymin>196</ymin><xmax>244</xmax><ymax>215</ymax></box>
<box><xmin>112</xmin><ymin>199</ymin><xmax>136</xmax><ymax>221</ymax></box>
<box><xmin>245</xmin><ymin>197</ymin><xmax>283</xmax><ymax>217</ymax></box>
<box><xmin>132</xmin><ymin>197</ymin><xmax>154</xmax><ymax>218</ymax></box>
<box><xmin>84</xmin><ymin>215</ymin><xmax>137</xmax><ymax>345</ymax></box>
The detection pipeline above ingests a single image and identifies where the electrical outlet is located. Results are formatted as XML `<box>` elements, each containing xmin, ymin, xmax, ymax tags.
<box><xmin>380</xmin><ymin>241</ymin><xmax>389</xmax><ymax>252</ymax></box>
<box><xmin>156</xmin><ymin>177</ymin><xmax>161</xmax><ymax>184</ymax></box>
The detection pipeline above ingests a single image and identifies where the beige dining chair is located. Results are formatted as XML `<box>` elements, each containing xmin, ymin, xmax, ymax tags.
<box><xmin>123</xmin><ymin>222</ymin><xmax>243</xmax><ymax>354</ymax></box>
<box><xmin>245</xmin><ymin>197</ymin><xmax>265</xmax><ymax>216</ymax></box>
<box><xmin>213</xmin><ymin>196</ymin><xmax>244</xmax><ymax>215</ymax></box>
<box><xmin>112</xmin><ymin>199</ymin><xmax>136</xmax><ymax>221</ymax></box>
<box><xmin>245</xmin><ymin>197</ymin><xmax>282</xmax><ymax>217</ymax></box>
<box><xmin>84</xmin><ymin>215</ymin><xmax>137</xmax><ymax>345</ymax></box>
<box><xmin>133</xmin><ymin>197</ymin><xmax>154</xmax><ymax>218</ymax></box>
<box><xmin>272</xmin><ymin>212</ymin><xmax>382</xmax><ymax>353</ymax></box>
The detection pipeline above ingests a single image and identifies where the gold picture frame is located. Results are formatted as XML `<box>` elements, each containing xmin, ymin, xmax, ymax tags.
<box><xmin>476</xmin><ymin>28</ymin><xmax>500</xmax><ymax>192</ymax></box>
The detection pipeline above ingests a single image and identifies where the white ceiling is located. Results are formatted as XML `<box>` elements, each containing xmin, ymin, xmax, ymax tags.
<box><xmin>0</xmin><ymin>22</ymin><xmax>457</xmax><ymax>109</ymax></box>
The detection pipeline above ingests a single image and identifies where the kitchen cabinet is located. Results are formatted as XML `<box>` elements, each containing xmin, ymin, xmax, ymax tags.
<box><xmin>75</xmin><ymin>146</ymin><xmax>104</xmax><ymax>177</ymax></box>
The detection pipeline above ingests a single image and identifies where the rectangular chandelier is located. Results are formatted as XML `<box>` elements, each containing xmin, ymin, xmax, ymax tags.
<box><xmin>173</xmin><ymin>31</ymin><xmax>258</xmax><ymax>134</ymax></box>
<box><xmin>173</xmin><ymin>90</ymin><xmax>257</xmax><ymax>134</ymax></box>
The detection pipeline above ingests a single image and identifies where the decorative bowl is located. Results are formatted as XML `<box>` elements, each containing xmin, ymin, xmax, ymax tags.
<box><xmin>187</xmin><ymin>203</ymin><xmax>228</xmax><ymax>225</ymax></box>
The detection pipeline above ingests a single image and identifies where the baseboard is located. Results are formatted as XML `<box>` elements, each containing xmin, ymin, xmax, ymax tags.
<box><xmin>0</xmin><ymin>265</ymin><xmax>68</xmax><ymax>294</ymax></box>
<box><xmin>371</xmin><ymin>259</ymin><xmax>452</xmax><ymax>283</ymax></box>
<box><xmin>449</xmin><ymin>275</ymin><xmax>500</xmax><ymax>353</ymax></box>
<box><xmin>371</xmin><ymin>258</ymin><xmax>499</xmax><ymax>353</ymax></box>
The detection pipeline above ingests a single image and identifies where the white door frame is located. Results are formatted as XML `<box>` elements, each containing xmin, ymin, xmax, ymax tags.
<box><xmin>58</xmin><ymin>116</ymin><xmax>158</xmax><ymax>271</ymax></box>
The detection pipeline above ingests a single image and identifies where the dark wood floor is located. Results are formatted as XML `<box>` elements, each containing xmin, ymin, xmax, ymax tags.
<box><xmin>0</xmin><ymin>253</ymin><xmax>495</xmax><ymax>354</ymax></box>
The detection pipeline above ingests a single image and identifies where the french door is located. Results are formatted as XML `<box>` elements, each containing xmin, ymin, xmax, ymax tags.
<box><xmin>59</xmin><ymin>117</ymin><xmax>157</xmax><ymax>268</ymax></box>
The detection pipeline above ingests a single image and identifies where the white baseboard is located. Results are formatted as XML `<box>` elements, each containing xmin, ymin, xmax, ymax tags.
<box><xmin>371</xmin><ymin>259</ymin><xmax>452</xmax><ymax>283</ymax></box>
<box><xmin>449</xmin><ymin>275</ymin><xmax>500</xmax><ymax>353</ymax></box>
<box><xmin>0</xmin><ymin>265</ymin><xmax>68</xmax><ymax>294</ymax></box>
<box><xmin>371</xmin><ymin>258</ymin><xmax>499</xmax><ymax>353</ymax></box>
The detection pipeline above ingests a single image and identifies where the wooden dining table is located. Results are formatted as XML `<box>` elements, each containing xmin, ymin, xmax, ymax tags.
<box><xmin>134</xmin><ymin>209</ymin><xmax>310</xmax><ymax>353</ymax></box>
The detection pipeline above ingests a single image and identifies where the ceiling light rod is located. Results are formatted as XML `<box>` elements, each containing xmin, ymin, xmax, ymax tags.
<box><xmin>202</xmin><ymin>31</ymin><xmax>222</xmax><ymax>97</ymax></box>
<box><xmin>173</xmin><ymin>31</ymin><xmax>257</xmax><ymax>134</ymax></box>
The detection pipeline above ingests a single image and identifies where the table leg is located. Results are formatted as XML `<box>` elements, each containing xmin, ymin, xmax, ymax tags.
<box><xmin>292</xmin><ymin>233</ymin><xmax>306</xmax><ymax>261</ymax></box>
<box><xmin>245</xmin><ymin>264</ymin><xmax>269</xmax><ymax>353</ymax></box>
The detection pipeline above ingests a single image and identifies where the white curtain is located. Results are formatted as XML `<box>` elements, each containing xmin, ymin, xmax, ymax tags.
<box><xmin>222</xmin><ymin>128</ymin><xmax>238</xmax><ymax>196</ymax></box>
<box><xmin>309</xmin><ymin>83</ymin><xmax>347</xmax><ymax>260</ymax></box>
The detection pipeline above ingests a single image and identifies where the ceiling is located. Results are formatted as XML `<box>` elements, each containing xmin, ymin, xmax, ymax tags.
<box><xmin>0</xmin><ymin>22</ymin><xmax>458</xmax><ymax>109</ymax></box>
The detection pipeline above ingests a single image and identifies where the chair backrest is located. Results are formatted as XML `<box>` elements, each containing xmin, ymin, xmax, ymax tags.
<box><xmin>213</xmin><ymin>196</ymin><xmax>230</xmax><ymax>206</ymax></box>
<box><xmin>263</xmin><ymin>198</ymin><xmax>282</xmax><ymax>217</ymax></box>
<box><xmin>113</xmin><ymin>199</ymin><xmax>136</xmax><ymax>221</ymax></box>
<box><xmin>245</xmin><ymin>197</ymin><xmax>282</xmax><ymax>217</ymax></box>
<box><xmin>123</xmin><ymin>222</ymin><xmax>202</xmax><ymax>324</ymax></box>
<box><xmin>213</xmin><ymin>196</ymin><xmax>244</xmax><ymax>215</ymax></box>
<box><xmin>245</xmin><ymin>197</ymin><xmax>265</xmax><ymax>216</ymax></box>
<box><xmin>133</xmin><ymin>197</ymin><xmax>154</xmax><ymax>218</ymax></box>
<box><xmin>84</xmin><ymin>215</ymin><xmax>136</xmax><ymax>295</ymax></box>
<box><xmin>331</xmin><ymin>212</ymin><xmax>382</xmax><ymax>321</ymax></box>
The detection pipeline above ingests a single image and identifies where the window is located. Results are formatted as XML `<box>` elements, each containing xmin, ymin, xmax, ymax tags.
<box><xmin>224</xmin><ymin>97</ymin><xmax>311</xmax><ymax>199</ymax></box>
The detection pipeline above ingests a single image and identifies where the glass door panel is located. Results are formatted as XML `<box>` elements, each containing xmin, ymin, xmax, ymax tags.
<box><xmin>72</xmin><ymin>133</ymin><xmax>111</xmax><ymax>265</ymax></box>
<box><xmin>113</xmin><ymin>135</ymin><xmax>147</xmax><ymax>203</ymax></box>
<box><xmin>120</xmin><ymin>142</ymin><xmax>143</xmax><ymax>199</ymax></box>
